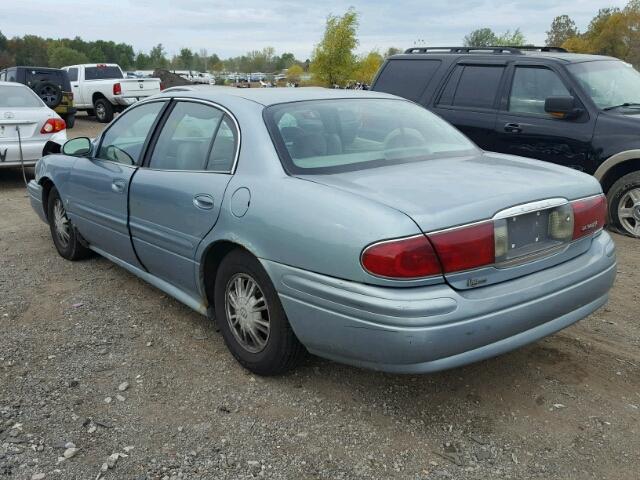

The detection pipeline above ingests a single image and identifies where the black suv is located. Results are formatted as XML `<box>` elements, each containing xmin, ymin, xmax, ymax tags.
<box><xmin>371</xmin><ymin>46</ymin><xmax>640</xmax><ymax>237</ymax></box>
<box><xmin>0</xmin><ymin>66</ymin><xmax>76</xmax><ymax>128</ymax></box>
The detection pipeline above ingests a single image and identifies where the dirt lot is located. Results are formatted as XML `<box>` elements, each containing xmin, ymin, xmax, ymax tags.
<box><xmin>1</xmin><ymin>115</ymin><xmax>639</xmax><ymax>479</ymax></box>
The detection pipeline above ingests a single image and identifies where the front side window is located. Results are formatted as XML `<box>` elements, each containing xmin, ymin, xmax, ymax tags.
<box><xmin>568</xmin><ymin>60</ymin><xmax>640</xmax><ymax>109</ymax></box>
<box><xmin>0</xmin><ymin>85</ymin><xmax>43</xmax><ymax>108</ymax></box>
<box><xmin>150</xmin><ymin>101</ymin><xmax>228</xmax><ymax>171</ymax></box>
<box><xmin>96</xmin><ymin>101</ymin><xmax>165</xmax><ymax>165</ymax></box>
<box><xmin>439</xmin><ymin>65</ymin><xmax>505</xmax><ymax>109</ymax></box>
<box><xmin>265</xmin><ymin>98</ymin><xmax>477</xmax><ymax>174</ymax></box>
<box><xmin>509</xmin><ymin>67</ymin><xmax>571</xmax><ymax>115</ymax></box>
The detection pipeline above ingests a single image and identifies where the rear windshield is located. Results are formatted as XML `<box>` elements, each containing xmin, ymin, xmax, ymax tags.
<box><xmin>25</xmin><ymin>69</ymin><xmax>71</xmax><ymax>91</ymax></box>
<box><xmin>264</xmin><ymin>98</ymin><xmax>476</xmax><ymax>174</ymax></box>
<box><xmin>84</xmin><ymin>66</ymin><xmax>123</xmax><ymax>80</ymax></box>
<box><xmin>0</xmin><ymin>85</ymin><xmax>43</xmax><ymax>108</ymax></box>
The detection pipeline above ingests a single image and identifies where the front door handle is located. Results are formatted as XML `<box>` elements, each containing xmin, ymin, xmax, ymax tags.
<box><xmin>111</xmin><ymin>179</ymin><xmax>127</xmax><ymax>193</ymax></box>
<box><xmin>504</xmin><ymin>122</ymin><xmax>523</xmax><ymax>134</ymax></box>
<box><xmin>193</xmin><ymin>194</ymin><xmax>214</xmax><ymax>210</ymax></box>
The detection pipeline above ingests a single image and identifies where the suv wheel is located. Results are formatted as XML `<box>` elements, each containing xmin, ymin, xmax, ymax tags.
<box><xmin>94</xmin><ymin>98</ymin><xmax>114</xmax><ymax>123</ymax></box>
<box><xmin>607</xmin><ymin>171</ymin><xmax>640</xmax><ymax>237</ymax></box>
<box><xmin>214</xmin><ymin>249</ymin><xmax>306</xmax><ymax>375</ymax></box>
<box><xmin>34</xmin><ymin>82</ymin><xmax>63</xmax><ymax>109</ymax></box>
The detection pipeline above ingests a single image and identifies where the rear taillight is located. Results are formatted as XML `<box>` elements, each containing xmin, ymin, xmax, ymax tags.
<box><xmin>113</xmin><ymin>82</ymin><xmax>122</xmax><ymax>95</ymax></box>
<box><xmin>571</xmin><ymin>194</ymin><xmax>607</xmax><ymax>240</ymax></box>
<box><xmin>68</xmin><ymin>92</ymin><xmax>74</xmax><ymax>101</ymax></box>
<box><xmin>361</xmin><ymin>235</ymin><xmax>442</xmax><ymax>279</ymax></box>
<box><xmin>41</xmin><ymin>118</ymin><xmax>66</xmax><ymax>134</ymax></box>
<box><xmin>429</xmin><ymin>222</ymin><xmax>495</xmax><ymax>273</ymax></box>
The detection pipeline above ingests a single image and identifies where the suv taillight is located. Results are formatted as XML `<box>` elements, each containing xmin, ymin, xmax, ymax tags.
<box><xmin>113</xmin><ymin>82</ymin><xmax>122</xmax><ymax>95</ymax></box>
<box><xmin>571</xmin><ymin>194</ymin><xmax>607</xmax><ymax>240</ymax></box>
<box><xmin>41</xmin><ymin>118</ymin><xmax>66</xmax><ymax>134</ymax></box>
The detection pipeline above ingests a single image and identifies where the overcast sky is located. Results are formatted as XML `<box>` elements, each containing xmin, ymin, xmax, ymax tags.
<box><xmin>0</xmin><ymin>0</ymin><xmax>630</xmax><ymax>59</ymax></box>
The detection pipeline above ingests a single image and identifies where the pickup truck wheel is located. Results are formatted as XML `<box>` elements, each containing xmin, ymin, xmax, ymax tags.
<box><xmin>607</xmin><ymin>171</ymin><xmax>640</xmax><ymax>238</ymax></box>
<box><xmin>47</xmin><ymin>187</ymin><xmax>91</xmax><ymax>260</ymax></box>
<box><xmin>214</xmin><ymin>249</ymin><xmax>306</xmax><ymax>376</ymax></box>
<box><xmin>94</xmin><ymin>98</ymin><xmax>114</xmax><ymax>123</ymax></box>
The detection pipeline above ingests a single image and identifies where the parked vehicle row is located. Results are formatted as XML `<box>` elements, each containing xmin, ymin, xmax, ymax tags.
<box><xmin>0</xmin><ymin>81</ymin><xmax>67</xmax><ymax>169</ymax></box>
<box><xmin>372</xmin><ymin>46</ymin><xmax>640</xmax><ymax>237</ymax></box>
<box><xmin>27</xmin><ymin>88</ymin><xmax>615</xmax><ymax>375</ymax></box>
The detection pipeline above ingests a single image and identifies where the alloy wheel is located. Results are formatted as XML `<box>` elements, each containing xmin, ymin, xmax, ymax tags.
<box><xmin>617</xmin><ymin>187</ymin><xmax>640</xmax><ymax>237</ymax></box>
<box><xmin>53</xmin><ymin>198</ymin><xmax>71</xmax><ymax>248</ymax></box>
<box><xmin>96</xmin><ymin>103</ymin><xmax>106</xmax><ymax>120</ymax></box>
<box><xmin>225</xmin><ymin>273</ymin><xmax>270</xmax><ymax>353</ymax></box>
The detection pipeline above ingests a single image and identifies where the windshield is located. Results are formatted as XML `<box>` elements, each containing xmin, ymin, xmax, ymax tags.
<box><xmin>568</xmin><ymin>60</ymin><xmax>640</xmax><ymax>110</ymax></box>
<box><xmin>0</xmin><ymin>85</ymin><xmax>43</xmax><ymax>108</ymax></box>
<box><xmin>264</xmin><ymin>98</ymin><xmax>477</xmax><ymax>174</ymax></box>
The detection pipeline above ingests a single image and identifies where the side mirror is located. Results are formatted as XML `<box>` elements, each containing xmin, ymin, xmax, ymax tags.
<box><xmin>544</xmin><ymin>96</ymin><xmax>581</xmax><ymax>119</ymax></box>
<box><xmin>62</xmin><ymin>137</ymin><xmax>92</xmax><ymax>157</ymax></box>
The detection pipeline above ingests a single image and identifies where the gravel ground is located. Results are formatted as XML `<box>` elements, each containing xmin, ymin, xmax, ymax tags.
<box><xmin>0</xmin><ymin>115</ymin><xmax>639</xmax><ymax>479</ymax></box>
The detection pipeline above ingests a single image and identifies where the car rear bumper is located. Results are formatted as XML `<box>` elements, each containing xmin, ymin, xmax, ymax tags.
<box><xmin>262</xmin><ymin>231</ymin><xmax>616</xmax><ymax>373</ymax></box>
<box><xmin>28</xmin><ymin>180</ymin><xmax>48</xmax><ymax>223</ymax></box>
<box><xmin>0</xmin><ymin>131</ymin><xmax>66</xmax><ymax>168</ymax></box>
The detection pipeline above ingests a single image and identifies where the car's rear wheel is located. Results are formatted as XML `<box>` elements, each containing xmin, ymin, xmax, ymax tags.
<box><xmin>47</xmin><ymin>187</ymin><xmax>91</xmax><ymax>260</ymax></box>
<box><xmin>94</xmin><ymin>98</ymin><xmax>114</xmax><ymax>123</ymax></box>
<box><xmin>607</xmin><ymin>171</ymin><xmax>640</xmax><ymax>238</ymax></box>
<box><xmin>214</xmin><ymin>249</ymin><xmax>305</xmax><ymax>375</ymax></box>
<box><xmin>64</xmin><ymin>113</ymin><xmax>76</xmax><ymax>129</ymax></box>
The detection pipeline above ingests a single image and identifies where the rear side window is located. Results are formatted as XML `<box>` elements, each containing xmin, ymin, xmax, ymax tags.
<box><xmin>438</xmin><ymin>65</ymin><xmax>505</xmax><ymax>109</ymax></box>
<box><xmin>67</xmin><ymin>68</ymin><xmax>78</xmax><ymax>82</ymax></box>
<box><xmin>374</xmin><ymin>59</ymin><xmax>441</xmax><ymax>102</ymax></box>
<box><xmin>84</xmin><ymin>66</ymin><xmax>123</xmax><ymax>80</ymax></box>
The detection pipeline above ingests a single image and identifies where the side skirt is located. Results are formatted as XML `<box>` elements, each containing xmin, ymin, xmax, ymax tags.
<box><xmin>89</xmin><ymin>245</ymin><xmax>208</xmax><ymax>316</ymax></box>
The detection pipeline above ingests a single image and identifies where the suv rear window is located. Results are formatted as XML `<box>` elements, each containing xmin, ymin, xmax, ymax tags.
<box><xmin>25</xmin><ymin>69</ymin><xmax>71</xmax><ymax>91</ymax></box>
<box><xmin>84</xmin><ymin>66</ymin><xmax>123</xmax><ymax>80</ymax></box>
<box><xmin>374</xmin><ymin>59</ymin><xmax>441</xmax><ymax>102</ymax></box>
<box><xmin>438</xmin><ymin>64</ymin><xmax>505</xmax><ymax>110</ymax></box>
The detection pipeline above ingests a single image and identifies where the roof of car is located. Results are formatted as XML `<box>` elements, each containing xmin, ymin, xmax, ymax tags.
<box><xmin>392</xmin><ymin>51</ymin><xmax>615</xmax><ymax>64</ymax></box>
<box><xmin>159</xmin><ymin>86</ymin><xmax>398</xmax><ymax>106</ymax></box>
<box><xmin>0</xmin><ymin>80</ymin><xmax>28</xmax><ymax>87</ymax></box>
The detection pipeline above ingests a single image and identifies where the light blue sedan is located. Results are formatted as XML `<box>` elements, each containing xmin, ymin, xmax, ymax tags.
<box><xmin>28</xmin><ymin>88</ymin><xmax>616</xmax><ymax>375</ymax></box>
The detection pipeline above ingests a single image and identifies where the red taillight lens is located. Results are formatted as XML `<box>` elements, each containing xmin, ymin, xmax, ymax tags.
<box><xmin>361</xmin><ymin>235</ymin><xmax>442</xmax><ymax>279</ymax></box>
<box><xmin>571</xmin><ymin>194</ymin><xmax>607</xmax><ymax>240</ymax></box>
<box><xmin>429</xmin><ymin>222</ymin><xmax>495</xmax><ymax>273</ymax></box>
<box><xmin>113</xmin><ymin>82</ymin><xmax>122</xmax><ymax>95</ymax></box>
<box><xmin>40</xmin><ymin>118</ymin><xmax>66</xmax><ymax>134</ymax></box>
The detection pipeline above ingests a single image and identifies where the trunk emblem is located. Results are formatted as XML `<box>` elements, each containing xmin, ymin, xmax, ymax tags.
<box><xmin>3</xmin><ymin>111</ymin><xmax>14</xmax><ymax>119</ymax></box>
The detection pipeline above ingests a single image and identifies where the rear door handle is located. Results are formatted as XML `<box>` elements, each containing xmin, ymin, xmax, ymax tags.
<box><xmin>111</xmin><ymin>179</ymin><xmax>127</xmax><ymax>193</ymax></box>
<box><xmin>193</xmin><ymin>194</ymin><xmax>214</xmax><ymax>210</ymax></box>
<box><xmin>504</xmin><ymin>122</ymin><xmax>523</xmax><ymax>134</ymax></box>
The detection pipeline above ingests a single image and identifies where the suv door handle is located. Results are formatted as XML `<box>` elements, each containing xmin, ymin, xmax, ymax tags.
<box><xmin>111</xmin><ymin>179</ymin><xmax>127</xmax><ymax>193</ymax></box>
<box><xmin>504</xmin><ymin>123</ymin><xmax>523</xmax><ymax>134</ymax></box>
<box><xmin>193</xmin><ymin>194</ymin><xmax>214</xmax><ymax>210</ymax></box>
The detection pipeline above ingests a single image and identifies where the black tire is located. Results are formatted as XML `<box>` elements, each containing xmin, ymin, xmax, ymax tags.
<box><xmin>94</xmin><ymin>98</ymin><xmax>114</xmax><ymax>123</ymax></box>
<box><xmin>47</xmin><ymin>187</ymin><xmax>91</xmax><ymax>260</ymax></box>
<box><xmin>214</xmin><ymin>249</ymin><xmax>306</xmax><ymax>376</ymax></box>
<box><xmin>64</xmin><ymin>113</ymin><xmax>76</xmax><ymax>129</ymax></box>
<box><xmin>33</xmin><ymin>82</ymin><xmax>63</xmax><ymax>108</ymax></box>
<box><xmin>607</xmin><ymin>171</ymin><xmax>640</xmax><ymax>238</ymax></box>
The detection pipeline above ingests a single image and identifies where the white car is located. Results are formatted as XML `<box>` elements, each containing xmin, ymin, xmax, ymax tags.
<box><xmin>62</xmin><ymin>64</ymin><xmax>161</xmax><ymax>123</ymax></box>
<box><xmin>0</xmin><ymin>81</ymin><xmax>67</xmax><ymax>169</ymax></box>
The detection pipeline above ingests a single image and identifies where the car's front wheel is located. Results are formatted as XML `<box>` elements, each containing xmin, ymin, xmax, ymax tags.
<box><xmin>214</xmin><ymin>249</ymin><xmax>305</xmax><ymax>375</ymax></box>
<box><xmin>607</xmin><ymin>171</ymin><xmax>640</xmax><ymax>238</ymax></box>
<box><xmin>47</xmin><ymin>187</ymin><xmax>91</xmax><ymax>260</ymax></box>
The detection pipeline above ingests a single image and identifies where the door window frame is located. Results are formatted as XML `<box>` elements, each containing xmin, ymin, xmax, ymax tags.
<box><xmin>499</xmin><ymin>61</ymin><xmax>590</xmax><ymax>122</ymax></box>
<box><xmin>141</xmin><ymin>97</ymin><xmax>241</xmax><ymax>175</ymax></box>
<box><xmin>434</xmin><ymin>60</ymin><xmax>509</xmax><ymax>113</ymax></box>
<box><xmin>94</xmin><ymin>98</ymin><xmax>170</xmax><ymax>167</ymax></box>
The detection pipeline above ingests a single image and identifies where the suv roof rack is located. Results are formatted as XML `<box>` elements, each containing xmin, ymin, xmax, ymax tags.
<box><xmin>404</xmin><ymin>46</ymin><xmax>568</xmax><ymax>55</ymax></box>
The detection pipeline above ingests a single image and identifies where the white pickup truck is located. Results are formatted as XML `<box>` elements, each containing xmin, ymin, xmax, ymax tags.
<box><xmin>62</xmin><ymin>64</ymin><xmax>161</xmax><ymax>123</ymax></box>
